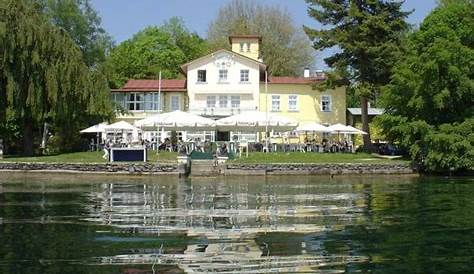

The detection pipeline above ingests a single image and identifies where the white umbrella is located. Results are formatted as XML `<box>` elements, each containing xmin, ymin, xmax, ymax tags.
<box><xmin>80</xmin><ymin>122</ymin><xmax>108</xmax><ymax>133</ymax></box>
<box><xmin>327</xmin><ymin>123</ymin><xmax>367</xmax><ymax>135</ymax></box>
<box><xmin>135</xmin><ymin>110</ymin><xmax>216</xmax><ymax>131</ymax></box>
<box><xmin>104</xmin><ymin>121</ymin><xmax>140</xmax><ymax>132</ymax></box>
<box><xmin>345</xmin><ymin>125</ymin><xmax>368</xmax><ymax>135</ymax></box>
<box><xmin>216</xmin><ymin>111</ymin><xmax>298</xmax><ymax>132</ymax></box>
<box><xmin>296</xmin><ymin>122</ymin><xmax>331</xmax><ymax>133</ymax></box>
<box><xmin>327</xmin><ymin>123</ymin><xmax>354</xmax><ymax>134</ymax></box>
<box><xmin>104</xmin><ymin>121</ymin><xmax>141</xmax><ymax>144</ymax></box>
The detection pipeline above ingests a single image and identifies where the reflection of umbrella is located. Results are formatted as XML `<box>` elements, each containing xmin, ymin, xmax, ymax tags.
<box><xmin>135</xmin><ymin>110</ymin><xmax>216</xmax><ymax>131</ymax></box>
<box><xmin>216</xmin><ymin>111</ymin><xmax>298</xmax><ymax>132</ymax></box>
<box><xmin>80</xmin><ymin>122</ymin><xmax>108</xmax><ymax>133</ymax></box>
<box><xmin>296</xmin><ymin>122</ymin><xmax>331</xmax><ymax>133</ymax></box>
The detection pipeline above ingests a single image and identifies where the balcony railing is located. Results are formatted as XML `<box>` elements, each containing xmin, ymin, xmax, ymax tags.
<box><xmin>188</xmin><ymin>107</ymin><xmax>258</xmax><ymax>117</ymax></box>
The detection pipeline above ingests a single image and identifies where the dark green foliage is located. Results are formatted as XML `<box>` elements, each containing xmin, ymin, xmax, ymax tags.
<box><xmin>304</xmin><ymin>0</ymin><xmax>411</xmax><ymax>150</ymax></box>
<box><xmin>42</xmin><ymin>0</ymin><xmax>113</xmax><ymax>67</ymax></box>
<box><xmin>378</xmin><ymin>1</ymin><xmax>474</xmax><ymax>173</ymax></box>
<box><xmin>107</xmin><ymin>17</ymin><xmax>209</xmax><ymax>88</ymax></box>
<box><xmin>0</xmin><ymin>0</ymin><xmax>113</xmax><ymax>155</ymax></box>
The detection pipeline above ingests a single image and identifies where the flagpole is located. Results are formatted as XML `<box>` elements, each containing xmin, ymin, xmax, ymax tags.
<box><xmin>158</xmin><ymin>71</ymin><xmax>162</xmax><ymax>113</ymax></box>
<box><xmin>157</xmin><ymin>71</ymin><xmax>162</xmax><ymax>156</ymax></box>
<box><xmin>265</xmin><ymin>70</ymin><xmax>268</xmax><ymax>153</ymax></box>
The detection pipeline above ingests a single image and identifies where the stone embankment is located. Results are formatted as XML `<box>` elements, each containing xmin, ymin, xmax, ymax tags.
<box><xmin>0</xmin><ymin>161</ymin><xmax>415</xmax><ymax>176</ymax></box>
<box><xmin>0</xmin><ymin>162</ymin><xmax>177</xmax><ymax>175</ymax></box>
<box><xmin>222</xmin><ymin>163</ymin><xmax>415</xmax><ymax>176</ymax></box>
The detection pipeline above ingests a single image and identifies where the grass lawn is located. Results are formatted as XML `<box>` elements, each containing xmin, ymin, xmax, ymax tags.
<box><xmin>230</xmin><ymin>152</ymin><xmax>410</xmax><ymax>164</ymax></box>
<box><xmin>1</xmin><ymin>150</ymin><xmax>178</xmax><ymax>163</ymax></box>
<box><xmin>1</xmin><ymin>151</ymin><xmax>408</xmax><ymax>165</ymax></box>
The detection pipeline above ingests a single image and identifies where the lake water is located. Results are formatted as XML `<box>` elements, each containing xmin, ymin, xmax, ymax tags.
<box><xmin>0</xmin><ymin>173</ymin><xmax>473</xmax><ymax>273</ymax></box>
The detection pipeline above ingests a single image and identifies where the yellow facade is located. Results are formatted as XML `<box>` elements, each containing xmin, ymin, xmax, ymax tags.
<box><xmin>230</xmin><ymin>37</ymin><xmax>261</xmax><ymax>61</ymax></box>
<box><xmin>259</xmin><ymin>84</ymin><xmax>346</xmax><ymax>143</ymax></box>
<box><xmin>259</xmin><ymin>84</ymin><xmax>346</xmax><ymax>124</ymax></box>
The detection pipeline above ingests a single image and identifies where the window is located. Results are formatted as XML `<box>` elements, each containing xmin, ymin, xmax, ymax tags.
<box><xmin>197</xmin><ymin>70</ymin><xmax>207</xmax><ymax>83</ymax></box>
<box><xmin>124</xmin><ymin>92</ymin><xmax>159</xmax><ymax>111</ymax></box>
<box><xmin>126</xmin><ymin>93</ymin><xmax>144</xmax><ymax>111</ymax></box>
<box><xmin>240</xmin><ymin>69</ymin><xmax>249</xmax><ymax>82</ymax></box>
<box><xmin>144</xmin><ymin>93</ymin><xmax>160</xmax><ymax>111</ymax></box>
<box><xmin>246</xmin><ymin>42</ymin><xmax>251</xmax><ymax>52</ymax></box>
<box><xmin>206</xmin><ymin>96</ymin><xmax>216</xmax><ymax>108</ymax></box>
<box><xmin>127</xmin><ymin>94</ymin><xmax>135</xmax><ymax>111</ymax></box>
<box><xmin>321</xmin><ymin>95</ymin><xmax>332</xmax><ymax>112</ymax></box>
<box><xmin>218</xmin><ymin>69</ymin><xmax>228</xmax><ymax>82</ymax></box>
<box><xmin>288</xmin><ymin>95</ymin><xmax>298</xmax><ymax>111</ymax></box>
<box><xmin>239</xmin><ymin>42</ymin><xmax>244</xmax><ymax>52</ymax></box>
<box><xmin>170</xmin><ymin>95</ymin><xmax>180</xmax><ymax>111</ymax></box>
<box><xmin>219</xmin><ymin>95</ymin><xmax>228</xmax><ymax>108</ymax></box>
<box><xmin>111</xmin><ymin>93</ymin><xmax>126</xmax><ymax>109</ymax></box>
<box><xmin>135</xmin><ymin>93</ymin><xmax>143</xmax><ymax>111</ymax></box>
<box><xmin>231</xmin><ymin>95</ymin><xmax>240</xmax><ymax>108</ymax></box>
<box><xmin>271</xmin><ymin>95</ymin><xmax>280</xmax><ymax>111</ymax></box>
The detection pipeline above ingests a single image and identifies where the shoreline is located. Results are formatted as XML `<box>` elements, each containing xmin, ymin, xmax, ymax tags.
<box><xmin>0</xmin><ymin>161</ymin><xmax>416</xmax><ymax>176</ymax></box>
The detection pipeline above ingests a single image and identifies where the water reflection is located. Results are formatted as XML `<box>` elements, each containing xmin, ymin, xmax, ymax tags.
<box><xmin>1</xmin><ymin>174</ymin><xmax>473</xmax><ymax>273</ymax></box>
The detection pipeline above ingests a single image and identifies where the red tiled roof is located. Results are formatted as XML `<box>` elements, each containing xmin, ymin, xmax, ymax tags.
<box><xmin>112</xmin><ymin>79</ymin><xmax>186</xmax><ymax>92</ymax></box>
<box><xmin>266</xmin><ymin>76</ymin><xmax>326</xmax><ymax>84</ymax></box>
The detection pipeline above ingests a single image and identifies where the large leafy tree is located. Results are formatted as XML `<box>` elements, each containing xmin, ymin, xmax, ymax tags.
<box><xmin>41</xmin><ymin>0</ymin><xmax>113</xmax><ymax>67</ymax></box>
<box><xmin>108</xmin><ymin>17</ymin><xmax>208</xmax><ymax>88</ymax></box>
<box><xmin>378</xmin><ymin>0</ymin><xmax>474</xmax><ymax>173</ymax></box>
<box><xmin>0</xmin><ymin>0</ymin><xmax>113</xmax><ymax>155</ymax></box>
<box><xmin>304</xmin><ymin>0</ymin><xmax>411</xmax><ymax>150</ymax></box>
<box><xmin>207</xmin><ymin>0</ymin><xmax>315</xmax><ymax>76</ymax></box>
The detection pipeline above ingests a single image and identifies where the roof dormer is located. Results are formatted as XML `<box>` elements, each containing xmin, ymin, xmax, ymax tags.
<box><xmin>229</xmin><ymin>35</ymin><xmax>262</xmax><ymax>61</ymax></box>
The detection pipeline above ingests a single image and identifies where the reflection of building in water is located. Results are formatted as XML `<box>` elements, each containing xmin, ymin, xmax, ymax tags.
<box><xmin>87</xmin><ymin>182</ymin><xmax>366</xmax><ymax>235</ymax></box>
<box><xmin>86</xmin><ymin>181</ymin><xmax>369</xmax><ymax>273</ymax></box>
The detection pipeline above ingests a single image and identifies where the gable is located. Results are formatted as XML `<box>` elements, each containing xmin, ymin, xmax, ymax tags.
<box><xmin>180</xmin><ymin>49</ymin><xmax>266</xmax><ymax>73</ymax></box>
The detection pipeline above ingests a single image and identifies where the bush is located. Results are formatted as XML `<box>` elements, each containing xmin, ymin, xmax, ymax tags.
<box><xmin>423</xmin><ymin>119</ymin><xmax>474</xmax><ymax>172</ymax></box>
<box><xmin>377</xmin><ymin>116</ymin><xmax>473</xmax><ymax>173</ymax></box>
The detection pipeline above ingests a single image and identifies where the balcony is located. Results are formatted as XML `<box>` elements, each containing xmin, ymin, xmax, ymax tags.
<box><xmin>188</xmin><ymin>107</ymin><xmax>258</xmax><ymax>117</ymax></box>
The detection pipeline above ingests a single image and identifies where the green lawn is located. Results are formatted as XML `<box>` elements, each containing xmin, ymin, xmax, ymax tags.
<box><xmin>1</xmin><ymin>150</ymin><xmax>177</xmax><ymax>163</ymax></box>
<box><xmin>230</xmin><ymin>152</ymin><xmax>410</xmax><ymax>164</ymax></box>
<box><xmin>1</xmin><ymin>151</ymin><xmax>408</xmax><ymax>165</ymax></box>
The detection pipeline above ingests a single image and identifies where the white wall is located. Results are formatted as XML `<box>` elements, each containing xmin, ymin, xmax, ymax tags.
<box><xmin>187</xmin><ymin>51</ymin><xmax>261</xmax><ymax>114</ymax></box>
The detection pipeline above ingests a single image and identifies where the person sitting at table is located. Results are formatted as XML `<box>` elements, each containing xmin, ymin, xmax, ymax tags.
<box><xmin>89</xmin><ymin>139</ymin><xmax>95</xmax><ymax>152</ymax></box>
<box><xmin>195</xmin><ymin>137</ymin><xmax>203</xmax><ymax>152</ymax></box>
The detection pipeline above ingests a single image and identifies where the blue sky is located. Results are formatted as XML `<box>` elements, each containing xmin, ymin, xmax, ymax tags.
<box><xmin>90</xmin><ymin>0</ymin><xmax>438</xmax><ymax>68</ymax></box>
<box><xmin>91</xmin><ymin>0</ymin><xmax>437</xmax><ymax>42</ymax></box>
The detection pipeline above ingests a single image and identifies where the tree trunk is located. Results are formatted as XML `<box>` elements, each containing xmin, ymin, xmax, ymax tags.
<box><xmin>360</xmin><ymin>96</ymin><xmax>373</xmax><ymax>152</ymax></box>
<box><xmin>23</xmin><ymin>119</ymin><xmax>34</xmax><ymax>156</ymax></box>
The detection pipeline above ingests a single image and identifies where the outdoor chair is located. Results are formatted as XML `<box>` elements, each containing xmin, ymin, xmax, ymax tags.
<box><xmin>238</xmin><ymin>141</ymin><xmax>249</xmax><ymax>158</ymax></box>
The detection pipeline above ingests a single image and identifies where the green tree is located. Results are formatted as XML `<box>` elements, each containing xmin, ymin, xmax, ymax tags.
<box><xmin>41</xmin><ymin>0</ymin><xmax>113</xmax><ymax>67</ymax></box>
<box><xmin>0</xmin><ymin>0</ymin><xmax>113</xmax><ymax>155</ymax></box>
<box><xmin>108</xmin><ymin>17</ymin><xmax>208</xmax><ymax>88</ymax></box>
<box><xmin>207</xmin><ymin>0</ymin><xmax>315</xmax><ymax>76</ymax></box>
<box><xmin>378</xmin><ymin>0</ymin><xmax>474</xmax><ymax>173</ymax></box>
<box><xmin>304</xmin><ymin>0</ymin><xmax>411</xmax><ymax>150</ymax></box>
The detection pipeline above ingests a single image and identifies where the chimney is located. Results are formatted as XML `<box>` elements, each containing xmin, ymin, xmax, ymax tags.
<box><xmin>303</xmin><ymin>68</ymin><xmax>310</xmax><ymax>78</ymax></box>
